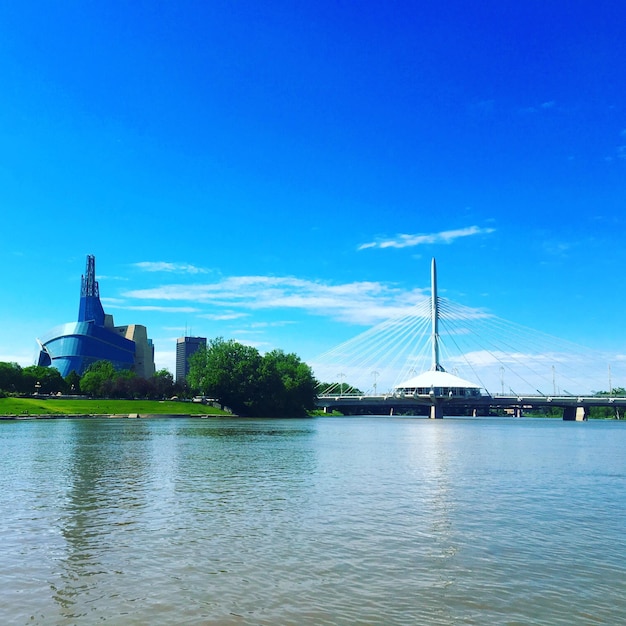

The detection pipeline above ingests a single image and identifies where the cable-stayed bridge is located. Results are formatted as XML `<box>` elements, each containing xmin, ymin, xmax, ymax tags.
<box><xmin>311</xmin><ymin>259</ymin><xmax>626</xmax><ymax>419</ymax></box>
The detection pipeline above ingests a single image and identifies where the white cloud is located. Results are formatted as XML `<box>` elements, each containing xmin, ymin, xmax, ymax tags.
<box><xmin>518</xmin><ymin>101</ymin><xmax>557</xmax><ymax>115</ymax></box>
<box><xmin>358</xmin><ymin>225</ymin><xmax>495</xmax><ymax>251</ymax></box>
<box><xmin>249</xmin><ymin>320</ymin><xmax>297</xmax><ymax>328</ymax></box>
<box><xmin>101</xmin><ymin>297</ymin><xmax>127</xmax><ymax>305</ymax></box>
<box><xmin>107</xmin><ymin>304</ymin><xmax>201</xmax><ymax>313</ymax></box>
<box><xmin>199</xmin><ymin>312</ymin><xmax>250</xmax><ymax>321</ymax></box>
<box><xmin>232</xmin><ymin>337</ymin><xmax>272</xmax><ymax>350</ymax></box>
<box><xmin>122</xmin><ymin>276</ymin><xmax>431</xmax><ymax>326</ymax></box>
<box><xmin>97</xmin><ymin>275</ymin><xmax>129</xmax><ymax>281</ymax></box>
<box><xmin>133</xmin><ymin>261</ymin><xmax>209</xmax><ymax>274</ymax></box>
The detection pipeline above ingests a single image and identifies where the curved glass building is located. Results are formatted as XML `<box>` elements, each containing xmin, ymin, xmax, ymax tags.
<box><xmin>37</xmin><ymin>255</ymin><xmax>155</xmax><ymax>378</ymax></box>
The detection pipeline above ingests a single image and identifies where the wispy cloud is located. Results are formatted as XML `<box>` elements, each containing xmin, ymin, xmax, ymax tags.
<box><xmin>249</xmin><ymin>320</ymin><xmax>297</xmax><ymax>329</ymax></box>
<box><xmin>518</xmin><ymin>100</ymin><xmax>558</xmax><ymax>115</ymax></box>
<box><xmin>98</xmin><ymin>275</ymin><xmax>129</xmax><ymax>281</ymax></box>
<box><xmin>199</xmin><ymin>312</ymin><xmax>250</xmax><ymax>321</ymax></box>
<box><xmin>123</xmin><ymin>276</ymin><xmax>431</xmax><ymax>326</ymax></box>
<box><xmin>101</xmin><ymin>297</ymin><xmax>126</xmax><ymax>305</ymax></box>
<box><xmin>541</xmin><ymin>239</ymin><xmax>573</xmax><ymax>258</ymax></box>
<box><xmin>106</xmin><ymin>304</ymin><xmax>201</xmax><ymax>313</ymax></box>
<box><xmin>231</xmin><ymin>338</ymin><xmax>272</xmax><ymax>350</ymax></box>
<box><xmin>358</xmin><ymin>225</ymin><xmax>495</xmax><ymax>251</ymax></box>
<box><xmin>133</xmin><ymin>261</ymin><xmax>209</xmax><ymax>274</ymax></box>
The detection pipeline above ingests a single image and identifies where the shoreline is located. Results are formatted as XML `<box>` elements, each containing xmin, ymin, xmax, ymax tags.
<box><xmin>0</xmin><ymin>413</ymin><xmax>226</xmax><ymax>420</ymax></box>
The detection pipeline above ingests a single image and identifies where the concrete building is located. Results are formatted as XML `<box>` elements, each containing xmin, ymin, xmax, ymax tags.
<box><xmin>37</xmin><ymin>255</ymin><xmax>155</xmax><ymax>378</ymax></box>
<box><xmin>176</xmin><ymin>336</ymin><xmax>206</xmax><ymax>383</ymax></box>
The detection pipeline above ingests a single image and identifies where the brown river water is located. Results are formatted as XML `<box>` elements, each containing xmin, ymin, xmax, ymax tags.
<box><xmin>1</xmin><ymin>416</ymin><xmax>625</xmax><ymax>625</ymax></box>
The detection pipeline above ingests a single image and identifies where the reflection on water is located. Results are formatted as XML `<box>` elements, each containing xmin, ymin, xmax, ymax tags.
<box><xmin>53</xmin><ymin>420</ymin><xmax>154</xmax><ymax>620</ymax></box>
<box><xmin>0</xmin><ymin>417</ymin><xmax>625</xmax><ymax>625</ymax></box>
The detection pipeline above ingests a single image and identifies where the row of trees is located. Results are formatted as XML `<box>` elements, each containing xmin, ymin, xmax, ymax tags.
<box><xmin>78</xmin><ymin>361</ymin><xmax>181</xmax><ymax>399</ymax></box>
<box><xmin>0</xmin><ymin>361</ymin><xmax>182</xmax><ymax>400</ymax></box>
<box><xmin>0</xmin><ymin>362</ymin><xmax>69</xmax><ymax>396</ymax></box>
<box><xmin>0</xmin><ymin>338</ymin><xmax>320</xmax><ymax>416</ymax></box>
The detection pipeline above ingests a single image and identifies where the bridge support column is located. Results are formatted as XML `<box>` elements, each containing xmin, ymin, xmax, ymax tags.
<box><xmin>563</xmin><ymin>406</ymin><xmax>588</xmax><ymax>421</ymax></box>
<box><xmin>514</xmin><ymin>407</ymin><xmax>523</xmax><ymax>418</ymax></box>
<box><xmin>429</xmin><ymin>403</ymin><xmax>443</xmax><ymax>419</ymax></box>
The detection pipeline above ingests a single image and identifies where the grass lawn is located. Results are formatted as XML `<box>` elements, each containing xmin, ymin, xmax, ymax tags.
<box><xmin>0</xmin><ymin>397</ymin><xmax>231</xmax><ymax>416</ymax></box>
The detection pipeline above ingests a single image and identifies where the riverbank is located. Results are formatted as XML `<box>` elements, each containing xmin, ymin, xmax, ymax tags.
<box><xmin>0</xmin><ymin>397</ymin><xmax>231</xmax><ymax>417</ymax></box>
<box><xmin>0</xmin><ymin>413</ymin><xmax>223</xmax><ymax>420</ymax></box>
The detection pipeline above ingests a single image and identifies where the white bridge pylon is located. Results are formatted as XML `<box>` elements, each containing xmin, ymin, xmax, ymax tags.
<box><xmin>311</xmin><ymin>258</ymin><xmax>622</xmax><ymax>397</ymax></box>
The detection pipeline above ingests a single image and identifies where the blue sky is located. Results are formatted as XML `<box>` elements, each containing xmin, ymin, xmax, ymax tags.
<box><xmin>1</xmin><ymin>1</ymin><xmax>625</xmax><ymax>382</ymax></box>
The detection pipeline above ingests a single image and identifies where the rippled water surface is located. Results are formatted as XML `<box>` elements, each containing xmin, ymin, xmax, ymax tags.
<box><xmin>1</xmin><ymin>416</ymin><xmax>625</xmax><ymax>625</ymax></box>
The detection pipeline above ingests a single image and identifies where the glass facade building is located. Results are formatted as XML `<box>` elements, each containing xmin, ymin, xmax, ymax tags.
<box><xmin>37</xmin><ymin>255</ymin><xmax>155</xmax><ymax>378</ymax></box>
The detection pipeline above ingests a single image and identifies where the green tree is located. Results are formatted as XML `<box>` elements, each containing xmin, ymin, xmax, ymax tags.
<box><xmin>262</xmin><ymin>349</ymin><xmax>318</xmax><ymax>416</ymax></box>
<box><xmin>607</xmin><ymin>387</ymin><xmax>625</xmax><ymax>396</ymax></box>
<box><xmin>21</xmin><ymin>365</ymin><xmax>67</xmax><ymax>394</ymax></box>
<box><xmin>80</xmin><ymin>360</ymin><xmax>118</xmax><ymax>397</ymax></box>
<box><xmin>65</xmin><ymin>370</ymin><xmax>81</xmax><ymax>394</ymax></box>
<box><xmin>188</xmin><ymin>339</ymin><xmax>317</xmax><ymax>416</ymax></box>
<box><xmin>188</xmin><ymin>338</ymin><xmax>263</xmax><ymax>415</ymax></box>
<box><xmin>246</xmin><ymin>354</ymin><xmax>285</xmax><ymax>416</ymax></box>
<box><xmin>591</xmin><ymin>387</ymin><xmax>626</xmax><ymax>419</ymax></box>
<box><xmin>0</xmin><ymin>362</ymin><xmax>23</xmax><ymax>393</ymax></box>
<box><xmin>317</xmin><ymin>381</ymin><xmax>363</xmax><ymax>395</ymax></box>
<box><xmin>108</xmin><ymin>369</ymin><xmax>136</xmax><ymax>398</ymax></box>
<box><xmin>151</xmin><ymin>369</ymin><xmax>176</xmax><ymax>399</ymax></box>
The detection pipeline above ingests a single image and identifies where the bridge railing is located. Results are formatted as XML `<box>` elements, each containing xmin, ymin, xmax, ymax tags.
<box><xmin>316</xmin><ymin>392</ymin><xmax>626</xmax><ymax>406</ymax></box>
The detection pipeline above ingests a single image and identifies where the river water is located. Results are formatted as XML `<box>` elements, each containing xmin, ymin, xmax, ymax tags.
<box><xmin>0</xmin><ymin>416</ymin><xmax>625</xmax><ymax>625</ymax></box>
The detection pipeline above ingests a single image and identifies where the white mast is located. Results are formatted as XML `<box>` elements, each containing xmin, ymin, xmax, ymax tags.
<box><xmin>431</xmin><ymin>257</ymin><xmax>444</xmax><ymax>372</ymax></box>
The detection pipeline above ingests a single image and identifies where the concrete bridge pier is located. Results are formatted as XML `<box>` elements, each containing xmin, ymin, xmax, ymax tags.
<box><xmin>563</xmin><ymin>406</ymin><xmax>588</xmax><ymax>421</ymax></box>
<box><xmin>429</xmin><ymin>403</ymin><xmax>443</xmax><ymax>419</ymax></box>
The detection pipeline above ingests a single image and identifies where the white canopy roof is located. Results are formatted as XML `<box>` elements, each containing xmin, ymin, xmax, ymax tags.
<box><xmin>395</xmin><ymin>369</ymin><xmax>480</xmax><ymax>390</ymax></box>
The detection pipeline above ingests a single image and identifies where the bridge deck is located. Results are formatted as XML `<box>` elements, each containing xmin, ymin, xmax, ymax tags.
<box><xmin>317</xmin><ymin>394</ymin><xmax>626</xmax><ymax>410</ymax></box>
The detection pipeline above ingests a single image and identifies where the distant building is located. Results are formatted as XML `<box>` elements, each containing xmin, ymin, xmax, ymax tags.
<box><xmin>37</xmin><ymin>255</ymin><xmax>156</xmax><ymax>378</ymax></box>
<box><xmin>176</xmin><ymin>336</ymin><xmax>206</xmax><ymax>383</ymax></box>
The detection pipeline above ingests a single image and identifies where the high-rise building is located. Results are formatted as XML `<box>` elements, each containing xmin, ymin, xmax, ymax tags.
<box><xmin>37</xmin><ymin>255</ymin><xmax>156</xmax><ymax>378</ymax></box>
<box><xmin>176</xmin><ymin>336</ymin><xmax>206</xmax><ymax>383</ymax></box>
